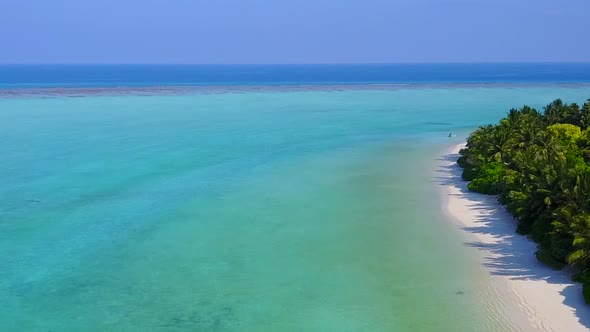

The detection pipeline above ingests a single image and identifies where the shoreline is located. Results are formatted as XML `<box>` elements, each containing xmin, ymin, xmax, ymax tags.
<box><xmin>438</xmin><ymin>143</ymin><xmax>590</xmax><ymax>332</ymax></box>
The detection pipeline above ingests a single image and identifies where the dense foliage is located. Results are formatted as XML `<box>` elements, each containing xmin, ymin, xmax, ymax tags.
<box><xmin>458</xmin><ymin>98</ymin><xmax>590</xmax><ymax>302</ymax></box>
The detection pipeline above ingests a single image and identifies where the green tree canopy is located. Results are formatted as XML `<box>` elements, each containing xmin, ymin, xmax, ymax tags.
<box><xmin>459</xmin><ymin>98</ymin><xmax>590</xmax><ymax>303</ymax></box>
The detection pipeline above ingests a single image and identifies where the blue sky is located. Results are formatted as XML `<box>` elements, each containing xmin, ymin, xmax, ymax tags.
<box><xmin>1</xmin><ymin>0</ymin><xmax>589</xmax><ymax>64</ymax></box>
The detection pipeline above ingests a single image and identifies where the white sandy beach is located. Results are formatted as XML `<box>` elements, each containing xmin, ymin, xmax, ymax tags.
<box><xmin>440</xmin><ymin>143</ymin><xmax>590</xmax><ymax>332</ymax></box>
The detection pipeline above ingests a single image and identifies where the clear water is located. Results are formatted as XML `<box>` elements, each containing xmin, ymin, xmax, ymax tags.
<box><xmin>1</xmin><ymin>86</ymin><xmax>590</xmax><ymax>331</ymax></box>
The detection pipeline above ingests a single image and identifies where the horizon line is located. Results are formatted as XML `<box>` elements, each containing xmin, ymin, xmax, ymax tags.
<box><xmin>2</xmin><ymin>61</ymin><xmax>590</xmax><ymax>66</ymax></box>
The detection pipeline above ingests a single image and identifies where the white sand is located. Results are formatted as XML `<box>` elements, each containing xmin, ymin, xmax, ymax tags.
<box><xmin>439</xmin><ymin>143</ymin><xmax>590</xmax><ymax>332</ymax></box>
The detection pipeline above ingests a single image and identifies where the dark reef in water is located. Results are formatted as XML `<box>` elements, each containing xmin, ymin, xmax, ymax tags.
<box><xmin>1</xmin><ymin>83</ymin><xmax>590</xmax><ymax>99</ymax></box>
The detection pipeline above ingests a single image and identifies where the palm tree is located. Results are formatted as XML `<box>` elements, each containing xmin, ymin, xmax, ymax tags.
<box><xmin>567</xmin><ymin>212</ymin><xmax>590</xmax><ymax>269</ymax></box>
<box><xmin>544</xmin><ymin>99</ymin><xmax>564</xmax><ymax>125</ymax></box>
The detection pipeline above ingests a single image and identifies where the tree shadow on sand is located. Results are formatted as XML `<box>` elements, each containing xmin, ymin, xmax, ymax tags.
<box><xmin>434</xmin><ymin>151</ymin><xmax>590</xmax><ymax>329</ymax></box>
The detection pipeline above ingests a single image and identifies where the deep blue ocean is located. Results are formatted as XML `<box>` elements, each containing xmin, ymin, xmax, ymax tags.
<box><xmin>1</xmin><ymin>63</ymin><xmax>590</xmax><ymax>88</ymax></box>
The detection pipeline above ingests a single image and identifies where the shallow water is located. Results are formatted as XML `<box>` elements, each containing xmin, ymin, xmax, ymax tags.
<box><xmin>1</xmin><ymin>86</ymin><xmax>590</xmax><ymax>331</ymax></box>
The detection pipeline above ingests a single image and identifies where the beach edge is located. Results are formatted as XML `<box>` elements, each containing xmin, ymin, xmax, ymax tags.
<box><xmin>437</xmin><ymin>143</ymin><xmax>590</xmax><ymax>332</ymax></box>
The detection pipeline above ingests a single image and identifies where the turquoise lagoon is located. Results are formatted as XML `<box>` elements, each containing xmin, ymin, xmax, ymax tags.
<box><xmin>1</xmin><ymin>86</ymin><xmax>590</xmax><ymax>331</ymax></box>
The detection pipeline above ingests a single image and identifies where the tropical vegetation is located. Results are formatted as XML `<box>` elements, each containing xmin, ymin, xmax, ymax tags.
<box><xmin>458</xmin><ymin>98</ymin><xmax>590</xmax><ymax>302</ymax></box>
